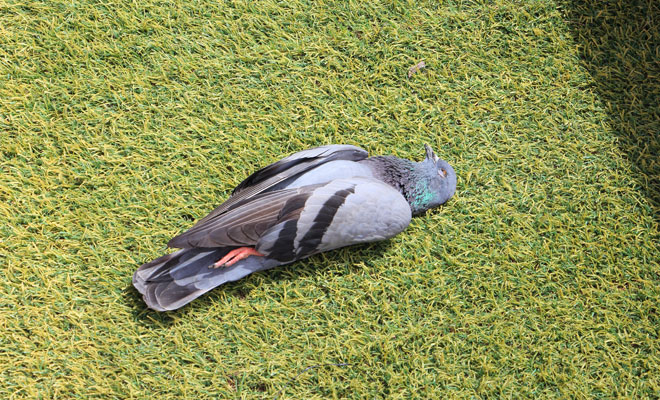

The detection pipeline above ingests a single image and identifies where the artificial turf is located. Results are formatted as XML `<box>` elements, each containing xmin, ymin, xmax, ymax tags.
<box><xmin>1</xmin><ymin>0</ymin><xmax>658</xmax><ymax>398</ymax></box>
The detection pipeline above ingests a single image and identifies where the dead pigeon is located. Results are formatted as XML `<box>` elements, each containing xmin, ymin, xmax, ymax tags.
<box><xmin>133</xmin><ymin>144</ymin><xmax>456</xmax><ymax>311</ymax></box>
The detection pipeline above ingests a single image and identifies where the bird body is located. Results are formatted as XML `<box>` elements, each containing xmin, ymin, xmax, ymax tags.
<box><xmin>133</xmin><ymin>144</ymin><xmax>456</xmax><ymax>311</ymax></box>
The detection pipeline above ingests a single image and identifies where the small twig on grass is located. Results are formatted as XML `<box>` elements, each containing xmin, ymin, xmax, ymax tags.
<box><xmin>408</xmin><ymin>60</ymin><xmax>426</xmax><ymax>78</ymax></box>
<box><xmin>273</xmin><ymin>363</ymin><xmax>352</xmax><ymax>399</ymax></box>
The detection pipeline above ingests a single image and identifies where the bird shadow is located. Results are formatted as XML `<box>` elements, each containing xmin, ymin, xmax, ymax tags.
<box><xmin>123</xmin><ymin>240</ymin><xmax>394</xmax><ymax>326</ymax></box>
<box><xmin>562</xmin><ymin>0</ymin><xmax>660</xmax><ymax>221</ymax></box>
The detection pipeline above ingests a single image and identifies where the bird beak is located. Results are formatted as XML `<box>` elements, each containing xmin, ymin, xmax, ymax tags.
<box><xmin>424</xmin><ymin>144</ymin><xmax>439</xmax><ymax>164</ymax></box>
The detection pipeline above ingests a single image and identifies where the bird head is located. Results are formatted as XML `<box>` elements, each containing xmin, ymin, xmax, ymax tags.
<box><xmin>413</xmin><ymin>144</ymin><xmax>456</xmax><ymax>213</ymax></box>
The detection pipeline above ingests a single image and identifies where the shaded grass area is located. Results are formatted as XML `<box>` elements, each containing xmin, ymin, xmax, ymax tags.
<box><xmin>1</xmin><ymin>0</ymin><xmax>658</xmax><ymax>398</ymax></box>
<box><xmin>563</xmin><ymin>0</ymin><xmax>660</xmax><ymax>220</ymax></box>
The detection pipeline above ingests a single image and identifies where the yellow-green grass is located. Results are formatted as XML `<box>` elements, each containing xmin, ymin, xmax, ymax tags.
<box><xmin>1</xmin><ymin>0</ymin><xmax>658</xmax><ymax>398</ymax></box>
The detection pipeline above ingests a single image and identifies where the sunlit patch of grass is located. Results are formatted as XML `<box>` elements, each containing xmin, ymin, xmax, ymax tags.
<box><xmin>1</xmin><ymin>0</ymin><xmax>658</xmax><ymax>398</ymax></box>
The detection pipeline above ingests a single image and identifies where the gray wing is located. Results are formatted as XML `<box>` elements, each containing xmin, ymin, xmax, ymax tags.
<box><xmin>168</xmin><ymin>178</ymin><xmax>412</xmax><ymax>261</ymax></box>
<box><xmin>173</xmin><ymin>145</ymin><xmax>369</xmax><ymax>244</ymax></box>
<box><xmin>167</xmin><ymin>184</ymin><xmax>322</xmax><ymax>248</ymax></box>
<box><xmin>257</xmin><ymin>178</ymin><xmax>412</xmax><ymax>262</ymax></box>
<box><xmin>232</xmin><ymin>144</ymin><xmax>368</xmax><ymax>196</ymax></box>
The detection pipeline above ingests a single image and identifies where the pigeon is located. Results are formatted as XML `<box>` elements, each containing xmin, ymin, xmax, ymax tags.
<box><xmin>133</xmin><ymin>144</ymin><xmax>456</xmax><ymax>311</ymax></box>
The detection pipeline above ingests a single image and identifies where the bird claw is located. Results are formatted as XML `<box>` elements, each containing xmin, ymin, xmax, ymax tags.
<box><xmin>212</xmin><ymin>247</ymin><xmax>264</xmax><ymax>268</ymax></box>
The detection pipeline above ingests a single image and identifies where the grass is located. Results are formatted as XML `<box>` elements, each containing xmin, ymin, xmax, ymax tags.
<box><xmin>1</xmin><ymin>0</ymin><xmax>658</xmax><ymax>398</ymax></box>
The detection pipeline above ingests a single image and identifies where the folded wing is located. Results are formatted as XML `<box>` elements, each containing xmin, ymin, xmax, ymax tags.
<box><xmin>169</xmin><ymin>178</ymin><xmax>413</xmax><ymax>262</ymax></box>
<box><xmin>172</xmin><ymin>144</ymin><xmax>369</xmax><ymax>243</ymax></box>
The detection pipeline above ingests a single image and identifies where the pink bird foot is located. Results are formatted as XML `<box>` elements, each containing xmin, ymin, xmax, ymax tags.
<box><xmin>212</xmin><ymin>247</ymin><xmax>264</xmax><ymax>268</ymax></box>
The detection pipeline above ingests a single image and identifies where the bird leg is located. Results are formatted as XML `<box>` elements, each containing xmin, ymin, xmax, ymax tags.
<box><xmin>212</xmin><ymin>247</ymin><xmax>264</xmax><ymax>268</ymax></box>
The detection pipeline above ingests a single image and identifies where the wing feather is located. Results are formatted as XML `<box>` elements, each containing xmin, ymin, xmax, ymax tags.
<box><xmin>168</xmin><ymin>174</ymin><xmax>412</xmax><ymax>265</ymax></box>
<box><xmin>167</xmin><ymin>185</ymin><xmax>321</xmax><ymax>248</ymax></box>
<box><xmin>188</xmin><ymin>145</ymin><xmax>368</xmax><ymax>228</ymax></box>
<box><xmin>257</xmin><ymin>178</ymin><xmax>413</xmax><ymax>262</ymax></box>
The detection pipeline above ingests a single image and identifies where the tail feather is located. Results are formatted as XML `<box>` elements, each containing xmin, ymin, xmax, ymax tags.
<box><xmin>133</xmin><ymin>247</ymin><xmax>281</xmax><ymax>311</ymax></box>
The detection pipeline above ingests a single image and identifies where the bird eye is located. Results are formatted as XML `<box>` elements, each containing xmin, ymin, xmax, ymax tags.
<box><xmin>439</xmin><ymin>168</ymin><xmax>447</xmax><ymax>177</ymax></box>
